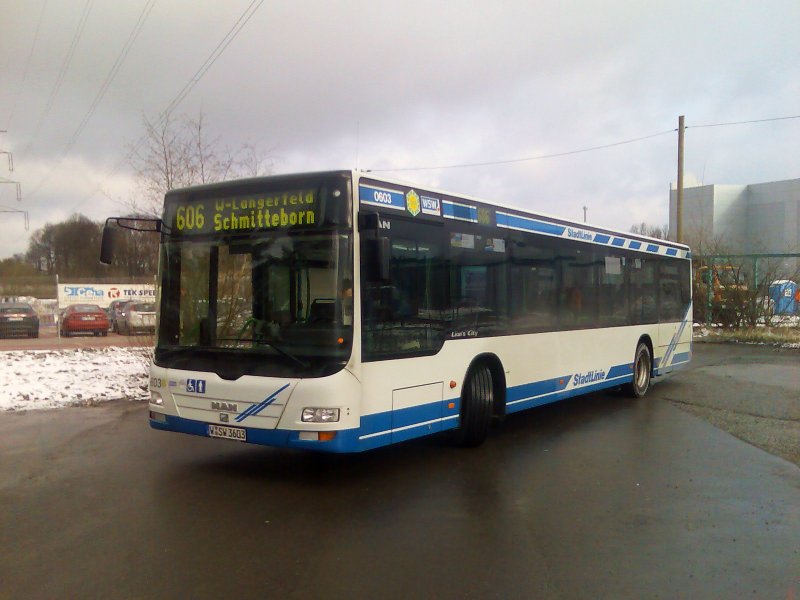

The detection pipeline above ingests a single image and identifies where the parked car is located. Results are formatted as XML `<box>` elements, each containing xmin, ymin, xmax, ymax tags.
<box><xmin>60</xmin><ymin>304</ymin><xmax>109</xmax><ymax>337</ymax></box>
<box><xmin>107</xmin><ymin>299</ymin><xmax>131</xmax><ymax>332</ymax></box>
<box><xmin>0</xmin><ymin>302</ymin><xmax>40</xmax><ymax>338</ymax></box>
<box><xmin>117</xmin><ymin>302</ymin><xmax>156</xmax><ymax>335</ymax></box>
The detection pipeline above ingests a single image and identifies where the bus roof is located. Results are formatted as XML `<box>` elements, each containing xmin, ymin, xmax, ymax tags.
<box><xmin>164</xmin><ymin>169</ymin><xmax>690</xmax><ymax>253</ymax></box>
<box><xmin>357</xmin><ymin>171</ymin><xmax>691</xmax><ymax>253</ymax></box>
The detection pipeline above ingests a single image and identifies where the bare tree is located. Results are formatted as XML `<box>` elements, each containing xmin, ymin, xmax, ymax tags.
<box><xmin>630</xmin><ymin>222</ymin><xmax>669</xmax><ymax>239</ymax></box>
<box><xmin>127</xmin><ymin>112</ymin><xmax>272</xmax><ymax>216</ymax></box>
<box><xmin>690</xmin><ymin>225</ymin><xmax>800</xmax><ymax>328</ymax></box>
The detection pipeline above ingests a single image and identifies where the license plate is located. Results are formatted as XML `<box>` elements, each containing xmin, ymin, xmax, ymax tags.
<box><xmin>81</xmin><ymin>316</ymin><xmax>95</xmax><ymax>321</ymax></box>
<box><xmin>208</xmin><ymin>424</ymin><xmax>246</xmax><ymax>441</ymax></box>
<box><xmin>8</xmin><ymin>317</ymin><xmax>23</xmax><ymax>322</ymax></box>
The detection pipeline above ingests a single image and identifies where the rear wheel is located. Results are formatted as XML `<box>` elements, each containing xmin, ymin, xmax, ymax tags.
<box><xmin>454</xmin><ymin>365</ymin><xmax>494</xmax><ymax>447</ymax></box>
<box><xmin>625</xmin><ymin>342</ymin><xmax>652</xmax><ymax>398</ymax></box>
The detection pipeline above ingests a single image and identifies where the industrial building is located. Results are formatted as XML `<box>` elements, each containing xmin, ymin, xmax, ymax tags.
<box><xmin>669</xmin><ymin>177</ymin><xmax>800</xmax><ymax>275</ymax></box>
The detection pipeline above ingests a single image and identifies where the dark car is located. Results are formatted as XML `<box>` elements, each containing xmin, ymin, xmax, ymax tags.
<box><xmin>0</xmin><ymin>303</ymin><xmax>40</xmax><ymax>338</ymax></box>
<box><xmin>107</xmin><ymin>299</ymin><xmax>131</xmax><ymax>332</ymax></box>
<box><xmin>60</xmin><ymin>304</ymin><xmax>109</xmax><ymax>337</ymax></box>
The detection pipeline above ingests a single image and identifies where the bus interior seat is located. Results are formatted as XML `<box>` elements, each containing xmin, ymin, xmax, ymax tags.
<box><xmin>308</xmin><ymin>298</ymin><xmax>337</xmax><ymax>323</ymax></box>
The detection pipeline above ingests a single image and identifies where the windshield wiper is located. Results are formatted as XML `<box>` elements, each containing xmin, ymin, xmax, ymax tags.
<box><xmin>256</xmin><ymin>338</ymin><xmax>309</xmax><ymax>368</ymax></box>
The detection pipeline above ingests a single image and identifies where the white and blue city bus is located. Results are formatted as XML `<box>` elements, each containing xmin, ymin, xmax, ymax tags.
<box><xmin>103</xmin><ymin>170</ymin><xmax>692</xmax><ymax>452</ymax></box>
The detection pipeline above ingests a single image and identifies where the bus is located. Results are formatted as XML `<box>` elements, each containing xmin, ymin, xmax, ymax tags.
<box><xmin>101</xmin><ymin>170</ymin><xmax>692</xmax><ymax>452</ymax></box>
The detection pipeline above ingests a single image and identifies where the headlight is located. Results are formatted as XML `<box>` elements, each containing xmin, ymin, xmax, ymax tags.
<box><xmin>301</xmin><ymin>407</ymin><xmax>340</xmax><ymax>423</ymax></box>
<box><xmin>150</xmin><ymin>391</ymin><xmax>163</xmax><ymax>405</ymax></box>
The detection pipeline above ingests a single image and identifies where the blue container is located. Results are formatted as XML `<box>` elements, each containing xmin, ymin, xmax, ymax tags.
<box><xmin>769</xmin><ymin>280</ymin><xmax>796</xmax><ymax>315</ymax></box>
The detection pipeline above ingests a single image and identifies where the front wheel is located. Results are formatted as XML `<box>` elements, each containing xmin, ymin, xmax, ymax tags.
<box><xmin>453</xmin><ymin>365</ymin><xmax>494</xmax><ymax>447</ymax></box>
<box><xmin>625</xmin><ymin>342</ymin><xmax>652</xmax><ymax>398</ymax></box>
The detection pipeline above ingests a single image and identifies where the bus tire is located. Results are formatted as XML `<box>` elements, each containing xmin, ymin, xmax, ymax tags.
<box><xmin>455</xmin><ymin>365</ymin><xmax>494</xmax><ymax>447</ymax></box>
<box><xmin>625</xmin><ymin>342</ymin><xmax>652</xmax><ymax>398</ymax></box>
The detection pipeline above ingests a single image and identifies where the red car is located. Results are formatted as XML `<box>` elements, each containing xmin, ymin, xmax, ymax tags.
<box><xmin>60</xmin><ymin>304</ymin><xmax>109</xmax><ymax>337</ymax></box>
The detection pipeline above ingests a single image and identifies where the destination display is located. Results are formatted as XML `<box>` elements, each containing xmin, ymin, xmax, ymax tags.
<box><xmin>166</xmin><ymin>189</ymin><xmax>319</xmax><ymax>236</ymax></box>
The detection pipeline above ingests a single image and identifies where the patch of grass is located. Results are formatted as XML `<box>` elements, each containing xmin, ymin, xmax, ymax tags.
<box><xmin>695</xmin><ymin>326</ymin><xmax>800</xmax><ymax>347</ymax></box>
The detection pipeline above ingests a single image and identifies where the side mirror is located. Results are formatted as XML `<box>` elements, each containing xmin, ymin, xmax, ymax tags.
<box><xmin>99</xmin><ymin>216</ymin><xmax>162</xmax><ymax>265</ymax></box>
<box><xmin>100</xmin><ymin>223</ymin><xmax>118</xmax><ymax>265</ymax></box>
<box><xmin>364</xmin><ymin>237</ymin><xmax>391</xmax><ymax>282</ymax></box>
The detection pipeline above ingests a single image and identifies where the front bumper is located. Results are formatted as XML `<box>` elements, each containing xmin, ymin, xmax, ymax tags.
<box><xmin>0</xmin><ymin>322</ymin><xmax>37</xmax><ymax>337</ymax></box>
<box><xmin>150</xmin><ymin>413</ymin><xmax>364</xmax><ymax>453</ymax></box>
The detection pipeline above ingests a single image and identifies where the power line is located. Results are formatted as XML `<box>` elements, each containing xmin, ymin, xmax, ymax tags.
<box><xmin>26</xmin><ymin>0</ymin><xmax>265</xmax><ymax>220</ymax></box>
<box><xmin>158</xmin><ymin>0</ymin><xmax>265</xmax><ymax>121</ymax></box>
<box><xmin>5</xmin><ymin>0</ymin><xmax>49</xmax><ymax>131</ymax></box>
<box><xmin>368</xmin><ymin>113</ymin><xmax>800</xmax><ymax>174</ymax></box>
<box><xmin>23</xmin><ymin>0</ymin><xmax>95</xmax><ymax>155</ymax></box>
<box><xmin>26</xmin><ymin>0</ymin><xmax>158</xmax><ymax>199</ymax></box>
<box><xmin>68</xmin><ymin>0</ymin><xmax>157</xmax><ymax>150</ymax></box>
<box><xmin>690</xmin><ymin>114</ymin><xmax>800</xmax><ymax>129</ymax></box>
<box><xmin>368</xmin><ymin>129</ymin><xmax>675</xmax><ymax>173</ymax></box>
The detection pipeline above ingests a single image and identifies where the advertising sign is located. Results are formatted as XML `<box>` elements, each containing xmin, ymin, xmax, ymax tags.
<box><xmin>58</xmin><ymin>283</ymin><xmax>156</xmax><ymax>308</ymax></box>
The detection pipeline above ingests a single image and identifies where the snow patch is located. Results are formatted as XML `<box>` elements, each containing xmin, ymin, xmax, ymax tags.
<box><xmin>0</xmin><ymin>347</ymin><xmax>151</xmax><ymax>411</ymax></box>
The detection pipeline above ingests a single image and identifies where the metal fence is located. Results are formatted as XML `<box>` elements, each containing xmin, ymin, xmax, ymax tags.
<box><xmin>693</xmin><ymin>253</ymin><xmax>800</xmax><ymax>326</ymax></box>
<box><xmin>0</xmin><ymin>275</ymin><xmax>156</xmax><ymax>326</ymax></box>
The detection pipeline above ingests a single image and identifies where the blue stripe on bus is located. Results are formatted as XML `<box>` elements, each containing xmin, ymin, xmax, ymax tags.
<box><xmin>151</xmin><ymin>363</ymin><xmax>648</xmax><ymax>453</ymax></box>
<box><xmin>606</xmin><ymin>363</ymin><xmax>633</xmax><ymax>379</ymax></box>
<box><xmin>507</xmin><ymin>375</ymin><xmax>571</xmax><ymax>403</ymax></box>
<box><xmin>442</xmin><ymin>201</ymin><xmax>477</xmax><ymax>222</ymax></box>
<box><xmin>654</xmin><ymin>352</ymin><xmax>690</xmax><ymax>376</ymax></box>
<box><xmin>661</xmin><ymin>306</ymin><xmax>692</xmax><ymax>369</ymax></box>
<box><xmin>505</xmin><ymin>373</ymin><xmax>633</xmax><ymax>414</ymax></box>
<box><xmin>494</xmin><ymin>212</ymin><xmax>688</xmax><ymax>258</ymax></box>
<box><xmin>360</xmin><ymin>401</ymin><xmax>455</xmax><ymax>435</ymax></box>
<box><xmin>673</xmin><ymin>352</ymin><xmax>690</xmax><ymax>363</ymax></box>
<box><xmin>358</xmin><ymin>184</ymin><xmax>406</xmax><ymax>210</ymax></box>
<box><xmin>234</xmin><ymin>383</ymin><xmax>289</xmax><ymax>423</ymax></box>
<box><xmin>497</xmin><ymin>213</ymin><xmax>567</xmax><ymax>236</ymax></box>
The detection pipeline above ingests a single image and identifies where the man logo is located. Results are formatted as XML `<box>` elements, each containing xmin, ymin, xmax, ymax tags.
<box><xmin>219</xmin><ymin>413</ymin><xmax>229</xmax><ymax>423</ymax></box>
<box><xmin>211</xmin><ymin>401</ymin><xmax>237</xmax><ymax>412</ymax></box>
<box><xmin>406</xmin><ymin>190</ymin><xmax>421</xmax><ymax>217</ymax></box>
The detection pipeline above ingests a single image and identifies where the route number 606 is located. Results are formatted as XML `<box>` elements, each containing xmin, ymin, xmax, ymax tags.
<box><xmin>176</xmin><ymin>205</ymin><xmax>205</xmax><ymax>231</ymax></box>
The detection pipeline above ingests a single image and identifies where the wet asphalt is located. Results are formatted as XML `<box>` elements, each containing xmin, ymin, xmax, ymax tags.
<box><xmin>0</xmin><ymin>344</ymin><xmax>798</xmax><ymax>599</ymax></box>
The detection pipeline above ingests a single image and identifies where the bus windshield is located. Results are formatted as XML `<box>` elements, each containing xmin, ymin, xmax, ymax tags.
<box><xmin>156</xmin><ymin>231</ymin><xmax>353</xmax><ymax>379</ymax></box>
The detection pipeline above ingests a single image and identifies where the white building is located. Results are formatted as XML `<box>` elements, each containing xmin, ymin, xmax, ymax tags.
<box><xmin>669</xmin><ymin>177</ymin><xmax>800</xmax><ymax>274</ymax></box>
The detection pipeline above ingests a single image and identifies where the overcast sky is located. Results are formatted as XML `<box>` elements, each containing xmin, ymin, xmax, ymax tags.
<box><xmin>1</xmin><ymin>0</ymin><xmax>798</xmax><ymax>259</ymax></box>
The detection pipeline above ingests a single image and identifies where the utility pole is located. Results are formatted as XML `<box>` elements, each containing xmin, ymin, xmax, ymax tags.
<box><xmin>582</xmin><ymin>206</ymin><xmax>587</xmax><ymax>223</ymax></box>
<box><xmin>676</xmin><ymin>115</ymin><xmax>685</xmax><ymax>243</ymax></box>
